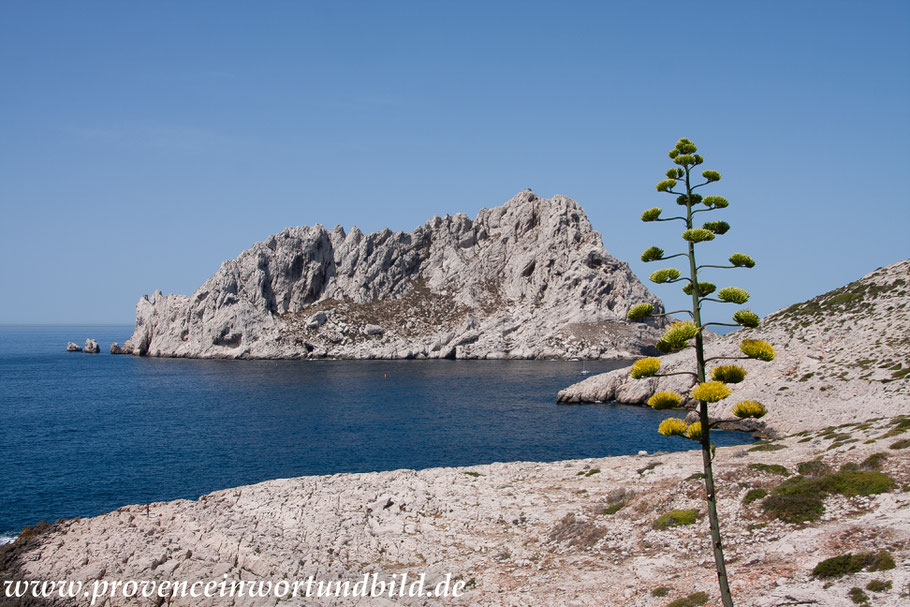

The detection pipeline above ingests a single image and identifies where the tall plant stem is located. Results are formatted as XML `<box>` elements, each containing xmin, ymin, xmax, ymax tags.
<box><xmin>685</xmin><ymin>167</ymin><xmax>735</xmax><ymax>607</ymax></box>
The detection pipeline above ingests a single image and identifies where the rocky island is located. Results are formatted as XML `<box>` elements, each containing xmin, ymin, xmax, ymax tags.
<box><xmin>122</xmin><ymin>191</ymin><xmax>666</xmax><ymax>360</ymax></box>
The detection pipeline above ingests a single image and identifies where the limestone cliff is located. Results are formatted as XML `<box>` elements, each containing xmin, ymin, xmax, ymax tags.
<box><xmin>124</xmin><ymin>191</ymin><xmax>666</xmax><ymax>359</ymax></box>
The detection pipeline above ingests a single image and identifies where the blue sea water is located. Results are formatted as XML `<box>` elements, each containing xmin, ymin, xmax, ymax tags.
<box><xmin>0</xmin><ymin>325</ymin><xmax>753</xmax><ymax>540</ymax></box>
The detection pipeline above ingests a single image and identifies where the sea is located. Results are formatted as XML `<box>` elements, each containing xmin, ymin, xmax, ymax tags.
<box><xmin>0</xmin><ymin>324</ymin><xmax>754</xmax><ymax>542</ymax></box>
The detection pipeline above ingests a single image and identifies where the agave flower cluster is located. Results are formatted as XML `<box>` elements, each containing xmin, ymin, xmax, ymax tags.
<box><xmin>626</xmin><ymin>137</ymin><xmax>775</xmax><ymax>441</ymax></box>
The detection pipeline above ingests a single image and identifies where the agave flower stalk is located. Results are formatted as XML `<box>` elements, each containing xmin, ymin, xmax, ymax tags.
<box><xmin>625</xmin><ymin>138</ymin><xmax>774</xmax><ymax>607</ymax></box>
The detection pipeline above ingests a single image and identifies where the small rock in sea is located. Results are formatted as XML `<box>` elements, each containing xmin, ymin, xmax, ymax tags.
<box><xmin>84</xmin><ymin>338</ymin><xmax>100</xmax><ymax>353</ymax></box>
<box><xmin>110</xmin><ymin>343</ymin><xmax>125</xmax><ymax>355</ymax></box>
<box><xmin>66</xmin><ymin>342</ymin><xmax>82</xmax><ymax>352</ymax></box>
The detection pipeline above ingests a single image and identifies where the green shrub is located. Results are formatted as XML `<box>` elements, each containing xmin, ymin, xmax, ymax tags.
<box><xmin>666</xmin><ymin>591</ymin><xmax>710</xmax><ymax>607</ymax></box>
<box><xmin>848</xmin><ymin>587</ymin><xmax>870</xmax><ymax>605</ymax></box>
<box><xmin>653</xmin><ymin>509</ymin><xmax>698</xmax><ymax>529</ymax></box>
<box><xmin>812</xmin><ymin>550</ymin><xmax>896</xmax><ymax>578</ymax></box>
<box><xmin>867</xmin><ymin>549</ymin><xmax>896</xmax><ymax>571</ymax></box>
<box><xmin>602</xmin><ymin>501</ymin><xmax>625</xmax><ymax>515</ymax></box>
<box><xmin>866</xmin><ymin>579</ymin><xmax>892</xmax><ymax>592</ymax></box>
<box><xmin>651</xmin><ymin>586</ymin><xmax>670</xmax><ymax>597</ymax></box>
<box><xmin>742</xmin><ymin>488</ymin><xmax>768</xmax><ymax>505</ymax></box>
<box><xmin>812</xmin><ymin>554</ymin><xmax>868</xmax><ymax>578</ymax></box>
<box><xmin>585</xmin><ymin>468</ymin><xmax>601</xmax><ymax>477</ymax></box>
<box><xmin>749</xmin><ymin>463</ymin><xmax>789</xmax><ymax>476</ymax></box>
<box><xmin>749</xmin><ymin>442</ymin><xmax>787</xmax><ymax>452</ymax></box>
<box><xmin>796</xmin><ymin>469</ymin><xmax>893</xmax><ymax>497</ymax></box>
<box><xmin>881</xmin><ymin>418</ymin><xmax>910</xmax><ymax>437</ymax></box>
<box><xmin>890</xmin><ymin>438</ymin><xmax>910</xmax><ymax>449</ymax></box>
<box><xmin>762</xmin><ymin>491</ymin><xmax>824</xmax><ymax>523</ymax></box>
<box><xmin>762</xmin><ymin>470</ymin><xmax>894</xmax><ymax>523</ymax></box>
<box><xmin>797</xmin><ymin>459</ymin><xmax>832</xmax><ymax>477</ymax></box>
<box><xmin>860</xmin><ymin>453</ymin><xmax>888</xmax><ymax>470</ymax></box>
<box><xmin>820</xmin><ymin>470</ymin><xmax>895</xmax><ymax>497</ymax></box>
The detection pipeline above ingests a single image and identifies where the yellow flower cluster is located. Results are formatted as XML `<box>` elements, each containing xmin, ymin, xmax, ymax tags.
<box><xmin>718</xmin><ymin>286</ymin><xmax>750</xmax><ymax>304</ymax></box>
<box><xmin>630</xmin><ymin>357</ymin><xmax>661</xmax><ymax>379</ymax></box>
<box><xmin>648</xmin><ymin>391</ymin><xmax>682</xmax><ymax>410</ymax></box>
<box><xmin>711</xmin><ymin>365</ymin><xmax>747</xmax><ymax>384</ymax></box>
<box><xmin>657</xmin><ymin>418</ymin><xmax>703</xmax><ymax>440</ymax></box>
<box><xmin>662</xmin><ymin>321</ymin><xmax>698</xmax><ymax>346</ymax></box>
<box><xmin>733</xmin><ymin>309</ymin><xmax>760</xmax><ymax>328</ymax></box>
<box><xmin>682</xmin><ymin>228</ymin><xmax>715</xmax><ymax>243</ymax></box>
<box><xmin>740</xmin><ymin>339</ymin><xmax>775</xmax><ymax>361</ymax></box>
<box><xmin>732</xmin><ymin>400</ymin><xmax>767</xmax><ymax>419</ymax></box>
<box><xmin>657</xmin><ymin>417</ymin><xmax>687</xmax><ymax>437</ymax></box>
<box><xmin>650</xmin><ymin>268</ymin><xmax>681</xmax><ymax>284</ymax></box>
<box><xmin>627</xmin><ymin>303</ymin><xmax>655</xmax><ymax>321</ymax></box>
<box><xmin>685</xmin><ymin>422</ymin><xmax>703</xmax><ymax>440</ymax></box>
<box><xmin>690</xmin><ymin>381</ymin><xmax>731</xmax><ymax>403</ymax></box>
<box><xmin>641</xmin><ymin>208</ymin><xmax>662</xmax><ymax>222</ymax></box>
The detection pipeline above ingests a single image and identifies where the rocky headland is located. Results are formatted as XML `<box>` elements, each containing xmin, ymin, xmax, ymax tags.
<box><xmin>558</xmin><ymin>259</ymin><xmax>910</xmax><ymax>436</ymax></box>
<box><xmin>122</xmin><ymin>191</ymin><xmax>666</xmax><ymax>360</ymax></box>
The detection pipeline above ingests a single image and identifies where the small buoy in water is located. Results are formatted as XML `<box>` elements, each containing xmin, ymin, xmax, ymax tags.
<box><xmin>384</xmin><ymin>373</ymin><xmax>387</xmax><ymax>379</ymax></box>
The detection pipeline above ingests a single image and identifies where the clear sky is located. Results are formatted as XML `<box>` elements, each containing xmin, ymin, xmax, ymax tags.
<box><xmin>1</xmin><ymin>1</ymin><xmax>908</xmax><ymax>324</ymax></box>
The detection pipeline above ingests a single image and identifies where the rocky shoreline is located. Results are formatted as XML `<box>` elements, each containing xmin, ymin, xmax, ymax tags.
<box><xmin>2</xmin><ymin>415</ymin><xmax>908</xmax><ymax>606</ymax></box>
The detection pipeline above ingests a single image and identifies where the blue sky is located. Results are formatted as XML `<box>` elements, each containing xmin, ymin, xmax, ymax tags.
<box><xmin>1</xmin><ymin>1</ymin><xmax>908</xmax><ymax>323</ymax></box>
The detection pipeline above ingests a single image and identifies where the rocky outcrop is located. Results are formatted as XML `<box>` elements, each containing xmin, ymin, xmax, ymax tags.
<box><xmin>110</xmin><ymin>343</ymin><xmax>125</xmax><ymax>355</ymax></box>
<box><xmin>65</xmin><ymin>342</ymin><xmax>82</xmax><ymax>352</ymax></box>
<box><xmin>558</xmin><ymin>259</ymin><xmax>910</xmax><ymax>435</ymax></box>
<box><xmin>83</xmin><ymin>339</ymin><xmax>100</xmax><ymax>354</ymax></box>
<box><xmin>123</xmin><ymin>191</ymin><xmax>667</xmax><ymax>360</ymax></box>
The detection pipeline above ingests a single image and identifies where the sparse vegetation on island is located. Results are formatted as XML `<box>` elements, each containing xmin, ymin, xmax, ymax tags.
<box><xmin>653</xmin><ymin>509</ymin><xmax>699</xmax><ymax>529</ymax></box>
<box><xmin>812</xmin><ymin>550</ymin><xmax>896</xmax><ymax>578</ymax></box>
<box><xmin>762</xmin><ymin>464</ymin><xmax>895</xmax><ymax>523</ymax></box>
<box><xmin>666</xmin><ymin>591</ymin><xmax>710</xmax><ymax>607</ymax></box>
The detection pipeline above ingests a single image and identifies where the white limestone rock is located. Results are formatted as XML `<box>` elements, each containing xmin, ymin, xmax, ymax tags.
<box><xmin>83</xmin><ymin>338</ymin><xmax>100</xmax><ymax>354</ymax></box>
<box><xmin>306</xmin><ymin>311</ymin><xmax>327</xmax><ymax>328</ymax></box>
<box><xmin>363</xmin><ymin>324</ymin><xmax>385</xmax><ymax>336</ymax></box>
<box><xmin>66</xmin><ymin>342</ymin><xmax>82</xmax><ymax>352</ymax></box>
<box><xmin>123</xmin><ymin>191</ymin><xmax>668</xmax><ymax>360</ymax></box>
